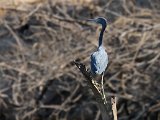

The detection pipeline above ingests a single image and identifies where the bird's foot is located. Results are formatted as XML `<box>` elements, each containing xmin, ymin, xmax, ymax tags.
<box><xmin>92</xmin><ymin>80</ymin><xmax>101</xmax><ymax>93</ymax></box>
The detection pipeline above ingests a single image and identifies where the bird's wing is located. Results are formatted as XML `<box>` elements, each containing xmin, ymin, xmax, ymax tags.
<box><xmin>91</xmin><ymin>51</ymin><xmax>108</xmax><ymax>65</ymax></box>
<box><xmin>91</xmin><ymin>52</ymin><xmax>99</xmax><ymax>64</ymax></box>
<box><xmin>90</xmin><ymin>52</ymin><xmax>98</xmax><ymax>72</ymax></box>
<box><xmin>90</xmin><ymin>51</ymin><xmax>108</xmax><ymax>74</ymax></box>
<box><xmin>91</xmin><ymin>52</ymin><xmax>104</xmax><ymax>73</ymax></box>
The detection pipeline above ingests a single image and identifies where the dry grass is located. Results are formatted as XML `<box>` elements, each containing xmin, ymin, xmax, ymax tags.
<box><xmin>0</xmin><ymin>0</ymin><xmax>160</xmax><ymax>120</ymax></box>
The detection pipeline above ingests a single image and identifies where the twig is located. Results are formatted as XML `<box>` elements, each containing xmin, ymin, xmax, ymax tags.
<box><xmin>111</xmin><ymin>97</ymin><xmax>117</xmax><ymax>120</ymax></box>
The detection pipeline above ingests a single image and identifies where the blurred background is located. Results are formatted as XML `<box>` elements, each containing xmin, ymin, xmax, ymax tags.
<box><xmin>0</xmin><ymin>0</ymin><xmax>160</xmax><ymax>120</ymax></box>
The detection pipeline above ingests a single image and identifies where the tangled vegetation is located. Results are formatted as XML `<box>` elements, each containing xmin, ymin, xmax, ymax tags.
<box><xmin>0</xmin><ymin>0</ymin><xmax>160</xmax><ymax>120</ymax></box>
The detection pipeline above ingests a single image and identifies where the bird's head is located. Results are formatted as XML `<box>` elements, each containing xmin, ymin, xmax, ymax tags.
<box><xmin>88</xmin><ymin>17</ymin><xmax>107</xmax><ymax>28</ymax></box>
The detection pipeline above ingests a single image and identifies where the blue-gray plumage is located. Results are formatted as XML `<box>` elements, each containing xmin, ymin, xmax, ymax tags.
<box><xmin>89</xmin><ymin>17</ymin><xmax>108</xmax><ymax>75</ymax></box>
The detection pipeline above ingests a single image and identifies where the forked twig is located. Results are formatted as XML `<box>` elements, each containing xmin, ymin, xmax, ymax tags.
<box><xmin>74</xmin><ymin>60</ymin><xmax>112</xmax><ymax>120</ymax></box>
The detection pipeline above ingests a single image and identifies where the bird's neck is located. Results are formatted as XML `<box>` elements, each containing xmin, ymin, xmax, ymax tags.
<box><xmin>98</xmin><ymin>26</ymin><xmax>106</xmax><ymax>47</ymax></box>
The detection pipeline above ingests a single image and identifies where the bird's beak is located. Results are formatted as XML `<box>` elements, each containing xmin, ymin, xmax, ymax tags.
<box><xmin>87</xmin><ymin>19</ymin><xmax>97</xmax><ymax>23</ymax></box>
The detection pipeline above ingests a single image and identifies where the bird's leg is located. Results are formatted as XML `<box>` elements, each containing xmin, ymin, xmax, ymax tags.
<box><xmin>101</xmin><ymin>72</ymin><xmax>107</xmax><ymax>104</ymax></box>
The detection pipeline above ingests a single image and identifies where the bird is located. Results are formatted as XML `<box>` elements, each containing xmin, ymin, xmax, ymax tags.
<box><xmin>88</xmin><ymin>17</ymin><xmax>108</xmax><ymax>76</ymax></box>
<box><xmin>88</xmin><ymin>17</ymin><xmax>108</xmax><ymax>104</ymax></box>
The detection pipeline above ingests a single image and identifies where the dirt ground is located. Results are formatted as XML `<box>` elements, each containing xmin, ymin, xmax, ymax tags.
<box><xmin>0</xmin><ymin>0</ymin><xmax>160</xmax><ymax>120</ymax></box>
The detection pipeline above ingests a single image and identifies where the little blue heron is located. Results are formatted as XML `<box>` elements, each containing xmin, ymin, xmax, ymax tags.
<box><xmin>88</xmin><ymin>17</ymin><xmax>108</xmax><ymax>104</ymax></box>
<box><xmin>88</xmin><ymin>17</ymin><xmax>108</xmax><ymax>76</ymax></box>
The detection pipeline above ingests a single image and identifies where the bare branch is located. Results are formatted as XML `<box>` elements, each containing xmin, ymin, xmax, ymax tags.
<box><xmin>74</xmin><ymin>60</ymin><xmax>112</xmax><ymax>120</ymax></box>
